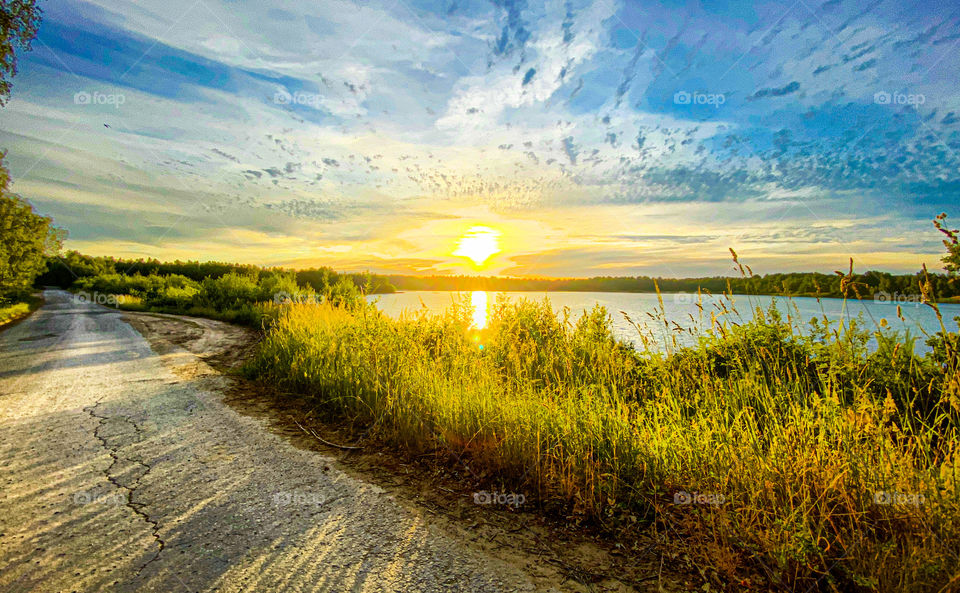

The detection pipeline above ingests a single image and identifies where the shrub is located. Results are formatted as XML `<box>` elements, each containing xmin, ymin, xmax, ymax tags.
<box><xmin>0</xmin><ymin>301</ymin><xmax>30</xmax><ymax>324</ymax></box>
<box><xmin>198</xmin><ymin>272</ymin><xmax>261</xmax><ymax>310</ymax></box>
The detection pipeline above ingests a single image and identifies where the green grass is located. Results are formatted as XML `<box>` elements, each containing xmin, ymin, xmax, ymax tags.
<box><xmin>0</xmin><ymin>295</ymin><xmax>42</xmax><ymax>327</ymax></box>
<box><xmin>245</xmin><ymin>293</ymin><xmax>960</xmax><ymax>592</ymax></box>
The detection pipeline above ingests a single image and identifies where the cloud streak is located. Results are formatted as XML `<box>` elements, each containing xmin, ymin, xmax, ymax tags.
<box><xmin>2</xmin><ymin>0</ymin><xmax>958</xmax><ymax>276</ymax></box>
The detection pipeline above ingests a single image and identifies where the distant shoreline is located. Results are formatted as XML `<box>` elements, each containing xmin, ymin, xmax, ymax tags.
<box><xmin>38</xmin><ymin>252</ymin><xmax>960</xmax><ymax>304</ymax></box>
<box><xmin>378</xmin><ymin>289</ymin><xmax>960</xmax><ymax>305</ymax></box>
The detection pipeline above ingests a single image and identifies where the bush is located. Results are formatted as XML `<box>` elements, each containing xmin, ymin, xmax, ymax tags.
<box><xmin>151</xmin><ymin>284</ymin><xmax>200</xmax><ymax>310</ymax></box>
<box><xmin>198</xmin><ymin>272</ymin><xmax>261</xmax><ymax>310</ymax></box>
<box><xmin>69</xmin><ymin>269</ymin><xmax>319</xmax><ymax>328</ymax></box>
<box><xmin>325</xmin><ymin>276</ymin><xmax>364</xmax><ymax>308</ymax></box>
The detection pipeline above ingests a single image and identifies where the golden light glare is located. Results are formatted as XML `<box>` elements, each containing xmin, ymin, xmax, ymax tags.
<box><xmin>470</xmin><ymin>290</ymin><xmax>488</xmax><ymax>330</ymax></box>
<box><xmin>453</xmin><ymin>226</ymin><xmax>501</xmax><ymax>266</ymax></box>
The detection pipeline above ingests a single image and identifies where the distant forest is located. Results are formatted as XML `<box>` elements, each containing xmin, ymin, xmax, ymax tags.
<box><xmin>385</xmin><ymin>271</ymin><xmax>960</xmax><ymax>301</ymax></box>
<box><xmin>36</xmin><ymin>251</ymin><xmax>960</xmax><ymax>301</ymax></box>
<box><xmin>36</xmin><ymin>252</ymin><xmax>398</xmax><ymax>295</ymax></box>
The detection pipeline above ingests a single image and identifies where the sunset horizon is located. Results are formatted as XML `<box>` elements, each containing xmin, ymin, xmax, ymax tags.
<box><xmin>2</xmin><ymin>0</ymin><xmax>957</xmax><ymax>277</ymax></box>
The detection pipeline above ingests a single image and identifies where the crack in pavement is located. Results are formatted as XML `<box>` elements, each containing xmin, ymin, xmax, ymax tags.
<box><xmin>2</xmin><ymin>291</ymin><xmax>608</xmax><ymax>593</ymax></box>
<box><xmin>83</xmin><ymin>399</ymin><xmax>165</xmax><ymax>578</ymax></box>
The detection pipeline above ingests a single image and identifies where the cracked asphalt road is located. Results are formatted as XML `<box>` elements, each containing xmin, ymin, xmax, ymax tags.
<box><xmin>0</xmin><ymin>291</ymin><xmax>562</xmax><ymax>592</ymax></box>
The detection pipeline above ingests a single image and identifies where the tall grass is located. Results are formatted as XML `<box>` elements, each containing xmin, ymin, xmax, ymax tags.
<box><xmin>247</xmin><ymin>290</ymin><xmax>960</xmax><ymax>592</ymax></box>
<box><xmin>0</xmin><ymin>300</ymin><xmax>31</xmax><ymax>325</ymax></box>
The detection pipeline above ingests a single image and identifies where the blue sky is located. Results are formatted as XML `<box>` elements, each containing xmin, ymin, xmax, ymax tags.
<box><xmin>2</xmin><ymin>0</ymin><xmax>959</xmax><ymax>276</ymax></box>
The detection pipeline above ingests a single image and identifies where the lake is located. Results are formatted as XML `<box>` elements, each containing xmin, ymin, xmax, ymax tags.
<box><xmin>369</xmin><ymin>291</ymin><xmax>960</xmax><ymax>353</ymax></box>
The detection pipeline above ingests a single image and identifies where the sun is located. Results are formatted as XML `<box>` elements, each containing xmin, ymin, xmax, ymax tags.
<box><xmin>453</xmin><ymin>226</ymin><xmax>501</xmax><ymax>266</ymax></box>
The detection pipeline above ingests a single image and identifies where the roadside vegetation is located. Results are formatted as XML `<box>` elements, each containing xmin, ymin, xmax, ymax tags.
<box><xmin>32</xmin><ymin>250</ymin><xmax>391</xmax><ymax>326</ymax></box>
<box><xmin>0</xmin><ymin>295</ymin><xmax>40</xmax><ymax>327</ymax></box>
<box><xmin>66</xmin><ymin>266</ymin><xmax>363</xmax><ymax>326</ymax></box>
<box><xmin>40</xmin><ymin>220</ymin><xmax>960</xmax><ymax>592</ymax></box>
<box><xmin>0</xmin><ymin>0</ymin><xmax>47</xmax><ymax>327</ymax></box>
<box><xmin>245</xmin><ymin>257</ymin><xmax>960</xmax><ymax>592</ymax></box>
<box><xmin>0</xmin><ymin>153</ymin><xmax>62</xmax><ymax>324</ymax></box>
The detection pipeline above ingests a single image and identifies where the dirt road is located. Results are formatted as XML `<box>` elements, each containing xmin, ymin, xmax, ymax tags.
<box><xmin>0</xmin><ymin>290</ymin><xmax>573</xmax><ymax>592</ymax></box>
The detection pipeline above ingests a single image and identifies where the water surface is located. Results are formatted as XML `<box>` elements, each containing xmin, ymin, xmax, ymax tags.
<box><xmin>370</xmin><ymin>291</ymin><xmax>960</xmax><ymax>353</ymax></box>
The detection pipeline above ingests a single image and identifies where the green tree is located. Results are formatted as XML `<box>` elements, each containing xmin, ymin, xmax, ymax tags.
<box><xmin>934</xmin><ymin>213</ymin><xmax>960</xmax><ymax>276</ymax></box>
<box><xmin>0</xmin><ymin>0</ymin><xmax>41</xmax><ymax>105</ymax></box>
<box><xmin>36</xmin><ymin>250</ymin><xmax>114</xmax><ymax>287</ymax></box>
<box><xmin>0</xmin><ymin>0</ymin><xmax>49</xmax><ymax>300</ymax></box>
<box><xmin>0</xmin><ymin>154</ymin><xmax>63</xmax><ymax>300</ymax></box>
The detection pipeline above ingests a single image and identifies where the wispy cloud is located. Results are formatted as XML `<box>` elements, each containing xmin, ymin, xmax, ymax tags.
<box><xmin>3</xmin><ymin>0</ymin><xmax>958</xmax><ymax>275</ymax></box>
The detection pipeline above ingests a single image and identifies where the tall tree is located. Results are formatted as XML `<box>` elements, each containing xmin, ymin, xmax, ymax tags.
<box><xmin>0</xmin><ymin>153</ymin><xmax>63</xmax><ymax>300</ymax></box>
<box><xmin>0</xmin><ymin>0</ymin><xmax>54</xmax><ymax>300</ymax></box>
<box><xmin>0</xmin><ymin>0</ymin><xmax>41</xmax><ymax>105</ymax></box>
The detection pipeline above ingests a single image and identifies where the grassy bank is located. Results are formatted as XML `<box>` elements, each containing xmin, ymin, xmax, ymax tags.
<box><xmin>0</xmin><ymin>295</ymin><xmax>42</xmax><ymax>328</ymax></box>
<box><xmin>246</xmin><ymin>292</ymin><xmax>960</xmax><ymax>592</ymax></box>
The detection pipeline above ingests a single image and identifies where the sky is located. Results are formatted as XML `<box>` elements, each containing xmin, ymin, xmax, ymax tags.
<box><xmin>2</xmin><ymin>0</ymin><xmax>959</xmax><ymax>278</ymax></box>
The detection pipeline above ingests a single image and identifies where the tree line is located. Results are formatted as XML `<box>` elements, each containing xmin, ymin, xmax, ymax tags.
<box><xmin>382</xmin><ymin>267</ymin><xmax>960</xmax><ymax>300</ymax></box>
<box><xmin>29</xmin><ymin>248</ymin><xmax>960</xmax><ymax>303</ymax></box>
<box><xmin>35</xmin><ymin>252</ymin><xmax>399</xmax><ymax>295</ymax></box>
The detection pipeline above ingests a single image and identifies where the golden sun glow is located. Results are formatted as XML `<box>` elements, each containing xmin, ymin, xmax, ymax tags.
<box><xmin>453</xmin><ymin>226</ymin><xmax>501</xmax><ymax>266</ymax></box>
<box><xmin>470</xmin><ymin>290</ymin><xmax>488</xmax><ymax>330</ymax></box>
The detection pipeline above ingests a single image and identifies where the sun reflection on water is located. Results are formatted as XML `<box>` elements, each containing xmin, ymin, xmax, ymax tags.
<box><xmin>470</xmin><ymin>290</ymin><xmax>488</xmax><ymax>330</ymax></box>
